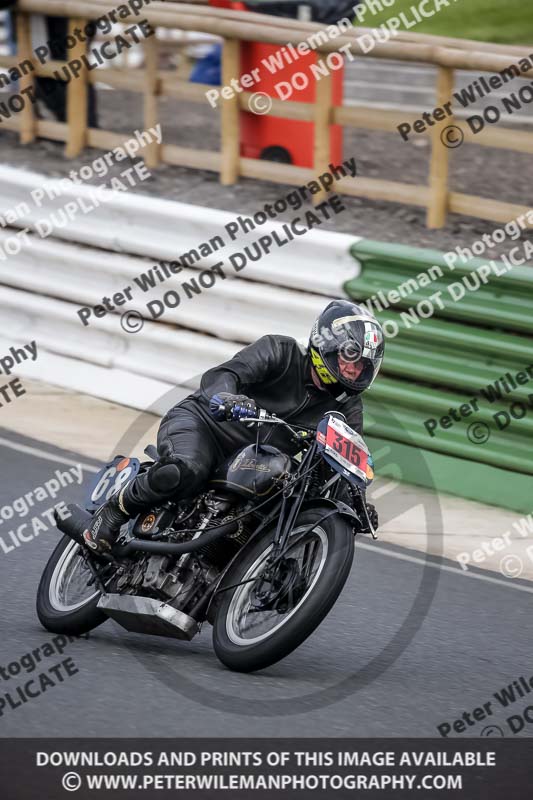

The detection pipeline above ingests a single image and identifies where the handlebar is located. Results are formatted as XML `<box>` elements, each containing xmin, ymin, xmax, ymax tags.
<box><xmin>240</xmin><ymin>413</ymin><xmax>314</xmax><ymax>446</ymax></box>
<box><xmin>209</xmin><ymin>395</ymin><xmax>313</xmax><ymax>439</ymax></box>
<box><xmin>208</xmin><ymin>394</ymin><xmax>261</xmax><ymax>422</ymax></box>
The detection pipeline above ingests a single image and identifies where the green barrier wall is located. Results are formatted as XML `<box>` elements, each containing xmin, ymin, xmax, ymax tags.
<box><xmin>345</xmin><ymin>240</ymin><xmax>533</xmax><ymax>514</ymax></box>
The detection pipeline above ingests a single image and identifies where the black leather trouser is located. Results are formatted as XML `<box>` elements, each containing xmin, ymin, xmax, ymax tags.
<box><xmin>153</xmin><ymin>406</ymin><xmax>226</xmax><ymax>500</ymax></box>
<box><xmin>114</xmin><ymin>407</ymin><xmax>225</xmax><ymax>517</ymax></box>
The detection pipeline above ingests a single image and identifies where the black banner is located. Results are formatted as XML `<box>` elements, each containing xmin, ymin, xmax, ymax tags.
<box><xmin>0</xmin><ymin>738</ymin><xmax>531</xmax><ymax>799</ymax></box>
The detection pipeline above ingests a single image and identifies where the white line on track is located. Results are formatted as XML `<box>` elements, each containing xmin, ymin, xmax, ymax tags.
<box><xmin>356</xmin><ymin>540</ymin><xmax>533</xmax><ymax>594</ymax></box>
<box><xmin>0</xmin><ymin>435</ymin><xmax>100</xmax><ymax>473</ymax></box>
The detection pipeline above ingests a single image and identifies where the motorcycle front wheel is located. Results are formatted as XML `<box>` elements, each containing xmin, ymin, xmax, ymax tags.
<box><xmin>36</xmin><ymin>535</ymin><xmax>107</xmax><ymax>635</ymax></box>
<box><xmin>212</xmin><ymin>509</ymin><xmax>354</xmax><ymax>673</ymax></box>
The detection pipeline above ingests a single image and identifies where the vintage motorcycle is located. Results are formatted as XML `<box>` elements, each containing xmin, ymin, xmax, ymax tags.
<box><xmin>36</xmin><ymin>405</ymin><xmax>376</xmax><ymax>672</ymax></box>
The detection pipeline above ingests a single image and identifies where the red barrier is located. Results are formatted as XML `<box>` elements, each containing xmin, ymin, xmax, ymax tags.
<box><xmin>208</xmin><ymin>1</ymin><xmax>343</xmax><ymax>167</ymax></box>
<box><xmin>210</xmin><ymin>0</ymin><xmax>246</xmax><ymax>8</ymax></box>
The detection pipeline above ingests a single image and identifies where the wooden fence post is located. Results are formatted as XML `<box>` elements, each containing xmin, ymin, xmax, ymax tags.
<box><xmin>313</xmin><ymin>66</ymin><xmax>333</xmax><ymax>205</ymax></box>
<box><xmin>65</xmin><ymin>18</ymin><xmax>88</xmax><ymax>158</ymax></box>
<box><xmin>427</xmin><ymin>66</ymin><xmax>455</xmax><ymax>229</ymax></box>
<box><xmin>144</xmin><ymin>32</ymin><xmax>160</xmax><ymax>168</ymax></box>
<box><xmin>220</xmin><ymin>38</ymin><xmax>240</xmax><ymax>185</ymax></box>
<box><xmin>16</xmin><ymin>13</ymin><xmax>35</xmax><ymax>144</ymax></box>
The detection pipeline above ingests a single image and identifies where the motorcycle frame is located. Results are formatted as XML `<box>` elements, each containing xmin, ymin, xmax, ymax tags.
<box><xmin>206</xmin><ymin>431</ymin><xmax>364</xmax><ymax>616</ymax></box>
<box><xmin>75</xmin><ymin>415</ymin><xmax>368</xmax><ymax>623</ymax></box>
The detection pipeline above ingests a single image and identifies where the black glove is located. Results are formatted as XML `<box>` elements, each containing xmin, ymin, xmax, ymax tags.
<box><xmin>209</xmin><ymin>393</ymin><xmax>258</xmax><ymax>422</ymax></box>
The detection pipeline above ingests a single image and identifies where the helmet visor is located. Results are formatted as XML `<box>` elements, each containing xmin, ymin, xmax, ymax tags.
<box><xmin>337</xmin><ymin>352</ymin><xmax>365</xmax><ymax>386</ymax></box>
<box><xmin>319</xmin><ymin>316</ymin><xmax>384</xmax><ymax>393</ymax></box>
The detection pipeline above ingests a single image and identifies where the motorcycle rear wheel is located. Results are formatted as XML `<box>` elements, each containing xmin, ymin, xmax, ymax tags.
<box><xmin>212</xmin><ymin>509</ymin><xmax>354</xmax><ymax>673</ymax></box>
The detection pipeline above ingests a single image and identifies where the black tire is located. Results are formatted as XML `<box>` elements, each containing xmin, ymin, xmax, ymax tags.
<box><xmin>212</xmin><ymin>509</ymin><xmax>354</xmax><ymax>673</ymax></box>
<box><xmin>36</xmin><ymin>535</ymin><xmax>108</xmax><ymax>635</ymax></box>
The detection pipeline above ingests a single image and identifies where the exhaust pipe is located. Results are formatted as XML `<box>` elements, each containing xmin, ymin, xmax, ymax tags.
<box><xmin>54</xmin><ymin>504</ymin><xmax>93</xmax><ymax>548</ymax></box>
<box><xmin>57</xmin><ymin>504</ymin><xmax>238</xmax><ymax>557</ymax></box>
<box><xmin>54</xmin><ymin>504</ymin><xmax>113</xmax><ymax>563</ymax></box>
<box><xmin>114</xmin><ymin>519</ymin><xmax>238</xmax><ymax>557</ymax></box>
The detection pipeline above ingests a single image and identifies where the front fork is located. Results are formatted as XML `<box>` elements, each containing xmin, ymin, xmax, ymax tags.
<box><xmin>352</xmin><ymin>485</ymin><xmax>378</xmax><ymax>539</ymax></box>
<box><xmin>270</xmin><ymin>440</ymin><xmax>318</xmax><ymax>561</ymax></box>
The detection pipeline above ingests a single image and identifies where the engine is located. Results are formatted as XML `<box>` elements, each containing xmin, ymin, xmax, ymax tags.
<box><xmin>113</xmin><ymin>489</ymin><xmax>254</xmax><ymax>614</ymax></box>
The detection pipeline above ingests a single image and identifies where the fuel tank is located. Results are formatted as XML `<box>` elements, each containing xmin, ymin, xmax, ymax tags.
<box><xmin>208</xmin><ymin>444</ymin><xmax>291</xmax><ymax>499</ymax></box>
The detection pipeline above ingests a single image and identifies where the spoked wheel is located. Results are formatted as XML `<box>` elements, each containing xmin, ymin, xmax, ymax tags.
<box><xmin>36</xmin><ymin>536</ymin><xmax>108</xmax><ymax>635</ymax></box>
<box><xmin>213</xmin><ymin>509</ymin><xmax>354</xmax><ymax>672</ymax></box>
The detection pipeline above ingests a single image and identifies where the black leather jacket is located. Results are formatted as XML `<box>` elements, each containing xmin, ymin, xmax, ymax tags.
<box><xmin>179</xmin><ymin>335</ymin><xmax>363</xmax><ymax>457</ymax></box>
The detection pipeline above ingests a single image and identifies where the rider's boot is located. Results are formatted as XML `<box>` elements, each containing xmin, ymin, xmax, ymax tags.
<box><xmin>83</xmin><ymin>462</ymin><xmax>181</xmax><ymax>553</ymax></box>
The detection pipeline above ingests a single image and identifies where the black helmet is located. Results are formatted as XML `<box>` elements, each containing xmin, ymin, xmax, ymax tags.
<box><xmin>309</xmin><ymin>300</ymin><xmax>384</xmax><ymax>399</ymax></box>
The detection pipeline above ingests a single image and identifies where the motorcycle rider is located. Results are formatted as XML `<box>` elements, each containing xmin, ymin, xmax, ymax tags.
<box><xmin>83</xmin><ymin>300</ymin><xmax>384</xmax><ymax>553</ymax></box>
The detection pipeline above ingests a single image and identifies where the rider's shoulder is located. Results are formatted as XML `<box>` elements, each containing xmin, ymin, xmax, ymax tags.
<box><xmin>254</xmin><ymin>334</ymin><xmax>300</xmax><ymax>351</ymax></box>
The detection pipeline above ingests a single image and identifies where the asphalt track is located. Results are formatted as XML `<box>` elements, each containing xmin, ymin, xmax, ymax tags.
<box><xmin>1</xmin><ymin>430</ymin><xmax>532</xmax><ymax>739</ymax></box>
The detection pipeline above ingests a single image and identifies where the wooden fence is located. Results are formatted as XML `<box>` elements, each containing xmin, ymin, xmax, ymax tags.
<box><xmin>1</xmin><ymin>0</ymin><xmax>532</xmax><ymax>228</ymax></box>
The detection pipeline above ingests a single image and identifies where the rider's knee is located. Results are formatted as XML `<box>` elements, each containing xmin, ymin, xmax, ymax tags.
<box><xmin>172</xmin><ymin>457</ymin><xmax>210</xmax><ymax>497</ymax></box>
<box><xmin>147</xmin><ymin>462</ymin><xmax>181</xmax><ymax>494</ymax></box>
